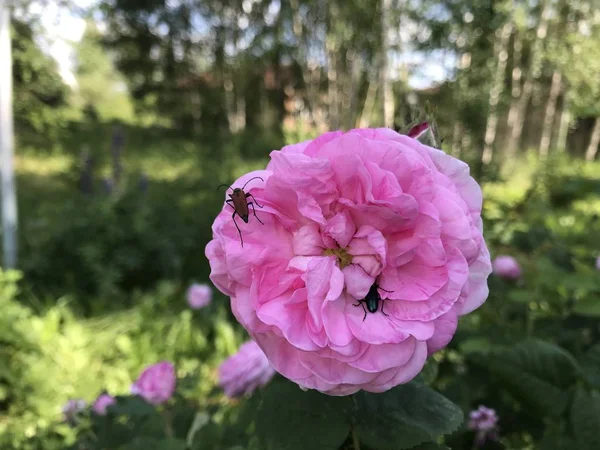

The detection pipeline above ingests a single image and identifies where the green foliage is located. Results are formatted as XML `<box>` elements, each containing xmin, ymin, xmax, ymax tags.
<box><xmin>11</xmin><ymin>18</ymin><xmax>69</xmax><ymax>141</ymax></box>
<box><xmin>72</xmin><ymin>20</ymin><xmax>135</xmax><ymax>123</ymax></box>
<box><xmin>581</xmin><ymin>343</ymin><xmax>600</xmax><ymax>389</ymax></box>
<box><xmin>353</xmin><ymin>382</ymin><xmax>463</xmax><ymax>450</ymax></box>
<box><xmin>255</xmin><ymin>380</ymin><xmax>352</xmax><ymax>450</ymax></box>
<box><xmin>571</xmin><ymin>388</ymin><xmax>600</xmax><ymax>450</ymax></box>
<box><xmin>0</xmin><ymin>270</ymin><xmax>246</xmax><ymax>449</ymax></box>
<box><xmin>479</xmin><ymin>340</ymin><xmax>581</xmax><ymax>417</ymax></box>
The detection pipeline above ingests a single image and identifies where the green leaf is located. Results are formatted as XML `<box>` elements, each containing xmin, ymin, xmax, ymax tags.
<box><xmin>255</xmin><ymin>380</ymin><xmax>352</xmax><ymax>450</ymax></box>
<box><xmin>581</xmin><ymin>342</ymin><xmax>600</xmax><ymax>389</ymax></box>
<box><xmin>482</xmin><ymin>340</ymin><xmax>581</xmax><ymax>417</ymax></box>
<box><xmin>573</xmin><ymin>298</ymin><xmax>600</xmax><ymax>317</ymax></box>
<box><xmin>111</xmin><ymin>395</ymin><xmax>156</xmax><ymax>416</ymax></box>
<box><xmin>190</xmin><ymin>420</ymin><xmax>223</xmax><ymax>450</ymax></box>
<box><xmin>508</xmin><ymin>290</ymin><xmax>533</xmax><ymax>304</ymax></box>
<box><xmin>354</xmin><ymin>381</ymin><xmax>463</xmax><ymax>450</ymax></box>
<box><xmin>539</xmin><ymin>427</ymin><xmax>578</xmax><ymax>450</ymax></box>
<box><xmin>409</xmin><ymin>443</ymin><xmax>450</xmax><ymax>450</ymax></box>
<box><xmin>416</xmin><ymin>359</ymin><xmax>439</xmax><ymax>385</ymax></box>
<box><xmin>571</xmin><ymin>388</ymin><xmax>600</xmax><ymax>450</ymax></box>
<box><xmin>459</xmin><ymin>337</ymin><xmax>493</xmax><ymax>354</ymax></box>
<box><xmin>123</xmin><ymin>437</ymin><xmax>186</xmax><ymax>450</ymax></box>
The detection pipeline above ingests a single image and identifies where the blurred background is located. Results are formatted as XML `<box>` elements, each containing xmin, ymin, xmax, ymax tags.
<box><xmin>1</xmin><ymin>0</ymin><xmax>600</xmax><ymax>448</ymax></box>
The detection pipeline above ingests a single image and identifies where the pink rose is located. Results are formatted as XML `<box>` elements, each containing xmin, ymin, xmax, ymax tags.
<box><xmin>187</xmin><ymin>283</ymin><xmax>212</xmax><ymax>309</ymax></box>
<box><xmin>492</xmin><ymin>255</ymin><xmax>521</xmax><ymax>280</ymax></box>
<box><xmin>218</xmin><ymin>340</ymin><xmax>276</xmax><ymax>398</ymax></box>
<box><xmin>206</xmin><ymin>128</ymin><xmax>491</xmax><ymax>395</ymax></box>
<box><xmin>92</xmin><ymin>394</ymin><xmax>115</xmax><ymax>415</ymax></box>
<box><xmin>131</xmin><ymin>361</ymin><xmax>176</xmax><ymax>405</ymax></box>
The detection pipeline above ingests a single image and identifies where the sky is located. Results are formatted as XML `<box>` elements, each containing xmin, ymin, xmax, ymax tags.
<box><xmin>35</xmin><ymin>0</ymin><xmax>451</xmax><ymax>90</ymax></box>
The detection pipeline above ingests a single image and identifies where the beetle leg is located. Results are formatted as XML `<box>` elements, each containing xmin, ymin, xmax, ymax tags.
<box><xmin>381</xmin><ymin>300</ymin><xmax>389</xmax><ymax>317</ymax></box>
<box><xmin>225</xmin><ymin>199</ymin><xmax>235</xmax><ymax>211</ymax></box>
<box><xmin>378</xmin><ymin>287</ymin><xmax>393</xmax><ymax>293</ymax></box>
<box><xmin>353</xmin><ymin>301</ymin><xmax>367</xmax><ymax>321</ymax></box>
<box><xmin>246</xmin><ymin>193</ymin><xmax>264</xmax><ymax>208</ymax></box>
<box><xmin>232</xmin><ymin>211</ymin><xmax>244</xmax><ymax>247</ymax></box>
<box><xmin>248</xmin><ymin>202</ymin><xmax>265</xmax><ymax>225</ymax></box>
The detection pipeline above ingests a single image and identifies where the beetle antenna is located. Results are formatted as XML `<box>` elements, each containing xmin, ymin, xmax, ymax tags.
<box><xmin>217</xmin><ymin>183</ymin><xmax>233</xmax><ymax>192</ymax></box>
<box><xmin>242</xmin><ymin>176</ymin><xmax>265</xmax><ymax>191</ymax></box>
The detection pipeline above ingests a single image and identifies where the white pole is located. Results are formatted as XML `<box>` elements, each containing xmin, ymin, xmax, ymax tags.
<box><xmin>0</xmin><ymin>2</ymin><xmax>18</xmax><ymax>269</ymax></box>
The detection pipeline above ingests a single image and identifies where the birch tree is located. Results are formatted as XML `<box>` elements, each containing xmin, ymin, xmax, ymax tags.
<box><xmin>505</xmin><ymin>0</ymin><xmax>550</xmax><ymax>160</ymax></box>
<box><xmin>481</xmin><ymin>19</ymin><xmax>513</xmax><ymax>165</ymax></box>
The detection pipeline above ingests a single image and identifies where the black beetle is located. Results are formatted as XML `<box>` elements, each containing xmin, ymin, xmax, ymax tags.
<box><xmin>353</xmin><ymin>283</ymin><xmax>393</xmax><ymax>321</ymax></box>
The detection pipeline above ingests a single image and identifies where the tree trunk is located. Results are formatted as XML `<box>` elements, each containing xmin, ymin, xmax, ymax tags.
<box><xmin>0</xmin><ymin>3</ymin><xmax>18</xmax><ymax>268</ymax></box>
<box><xmin>380</xmin><ymin>0</ymin><xmax>394</xmax><ymax>128</ymax></box>
<box><xmin>506</xmin><ymin>0</ymin><xmax>550</xmax><ymax>160</ymax></box>
<box><xmin>358</xmin><ymin>74</ymin><xmax>378</xmax><ymax>128</ymax></box>
<box><xmin>482</xmin><ymin>21</ymin><xmax>513</xmax><ymax>165</ymax></box>
<box><xmin>506</xmin><ymin>32</ymin><xmax>523</xmax><ymax>131</ymax></box>
<box><xmin>451</xmin><ymin>50</ymin><xmax>471</xmax><ymax>158</ymax></box>
<box><xmin>346</xmin><ymin>50</ymin><xmax>362</xmax><ymax>129</ymax></box>
<box><xmin>451</xmin><ymin>122</ymin><xmax>463</xmax><ymax>158</ymax></box>
<box><xmin>290</xmin><ymin>0</ymin><xmax>316</xmax><ymax>127</ymax></box>
<box><xmin>538</xmin><ymin>70</ymin><xmax>562</xmax><ymax>158</ymax></box>
<box><xmin>555</xmin><ymin>98</ymin><xmax>571</xmax><ymax>153</ymax></box>
<box><xmin>585</xmin><ymin>117</ymin><xmax>600</xmax><ymax>161</ymax></box>
<box><xmin>327</xmin><ymin>46</ymin><xmax>339</xmax><ymax>130</ymax></box>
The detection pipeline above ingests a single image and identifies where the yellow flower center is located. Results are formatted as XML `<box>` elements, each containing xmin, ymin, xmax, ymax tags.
<box><xmin>323</xmin><ymin>247</ymin><xmax>353</xmax><ymax>269</ymax></box>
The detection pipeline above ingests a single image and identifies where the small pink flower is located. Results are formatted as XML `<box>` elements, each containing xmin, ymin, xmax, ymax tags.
<box><xmin>492</xmin><ymin>255</ymin><xmax>521</xmax><ymax>279</ymax></box>
<box><xmin>92</xmin><ymin>394</ymin><xmax>115</xmax><ymax>415</ymax></box>
<box><xmin>218</xmin><ymin>340</ymin><xmax>276</xmax><ymax>398</ymax></box>
<box><xmin>131</xmin><ymin>361</ymin><xmax>176</xmax><ymax>405</ymax></box>
<box><xmin>62</xmin><ymin>399</ymin><xmax>86</xmax><ymax>421</ymax></box>
<box><xmin>206</xmin><ymin>128</ymin><xmax>492</xmax><ymax>395</ymax></box>
<box><xmin>468</xmin><ymin>406</ymin><xmax>499</xmax><ymax>447</ymax></box>
<box><xmin>595</xmin><ymin>256</ymin><xmax>600</xmax><ymax>271</ymax></box>
<box><xmin>187</xmin><ymin>283</ymin><xmax>212</xmax><ymax>309</ymax></box>
<box><xmin>468</xmin><ymin>406</ymin><xmax>498</xmax><ymax>431</ymax></box>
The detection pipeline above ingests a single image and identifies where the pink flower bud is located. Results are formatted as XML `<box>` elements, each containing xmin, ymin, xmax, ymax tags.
<box><xmin>131</xmin><ymin>361</ymin><xmax>176</xmax><ymax>405</ymax></box>
<box><xmin>407</xmin><ymin>122</ymin><xmax>430</xmax><ymax>139</ymax></box>
<box><xmin>492</xmin><ymin>255</ymin><xmax>521</xmax><ymax>280</ymax></box>
<box><xmin>407</xmin><ymin>121</ymin><xmax>440</xmax><ymax>148</ymax></box>
<box><xmin>187</xmin><ymin>283</ymin><xmax>212</xmax><ymax>309</ymax></box>
<box><xmin>218</xmin><ymin>340</ymin><xmax>276</xmax><ymax>398</ymax></box>
<box><xmin>92</xmin><ymin>394</ymin><xmax>115</xmax><ymax>415</ymax></box>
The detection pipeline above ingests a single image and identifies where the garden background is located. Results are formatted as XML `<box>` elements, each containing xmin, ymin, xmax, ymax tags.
<box><xmin>1</xmin><ymin>0</ymin><xmax>600</xmax><ymax>449</ymax></box>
